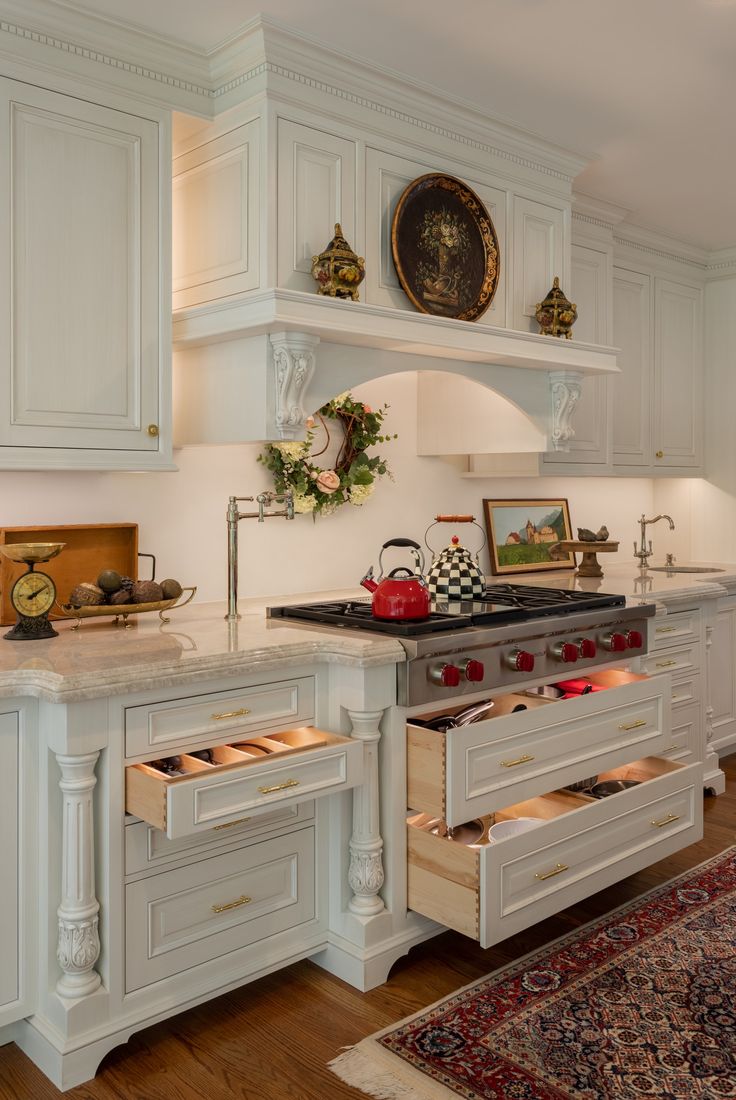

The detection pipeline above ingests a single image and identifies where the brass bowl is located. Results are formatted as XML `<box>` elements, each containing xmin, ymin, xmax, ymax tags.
<box><xmin>0</xmin><ymin>542</ymin><xmax>66</xmax><ymax>564</ymax></box>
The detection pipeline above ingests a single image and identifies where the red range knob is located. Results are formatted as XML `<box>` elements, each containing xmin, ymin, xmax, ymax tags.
<box><xmin>626</xmin><ymin>630</ymin><xmax>644</xmax><ymax>649</ymax></box>
<box><xmin>603</xmin><ymin>632</ymin><xmax>627</xmax><ymax>653</ymax></box>
<box><xmin>552</xmin><ymin>642</ymin><xmax>578</xmax><ymax>664</ymax></box>
<box><xmin>578</xmin><ymin>638</ymin><xmax>597</xmax><ymax>659</ymax></box>
<box><xmin>507</xmin><ymin>649</ymin><xmax>535</xmax><ymax>673</ymax></box>
<box><xmin>463</xmin><ymin>659</ymin><xmax>485</xmax><ymax>682</ymax></box>
<box><xmin>430</xmin><ymin>663</ymin><xmax>461</xmax><ymax>688</ymax></box>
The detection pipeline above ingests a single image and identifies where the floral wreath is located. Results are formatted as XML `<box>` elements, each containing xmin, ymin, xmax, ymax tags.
<box><xmin>258</xmin><ymin>392</ymin><xmax>395</xmax><ymax>516</ymax></box>
<box><xmin>259</xmin><ymin>393</ymin><xmax>396</xmax><ymax>517</ymax></box>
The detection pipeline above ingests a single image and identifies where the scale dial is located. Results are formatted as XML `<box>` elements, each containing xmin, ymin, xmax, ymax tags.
<box><xmin>11</xmin><ymin>571</ymin><xmax>56</xmax><ymax>618</ymax></box>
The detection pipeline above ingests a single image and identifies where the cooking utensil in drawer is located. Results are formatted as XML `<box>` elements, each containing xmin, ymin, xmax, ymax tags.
<box><xmin>589</xmin><ymin>779</ymin><xmax>641</xmax><ymax>798</ymax></box>
<box><xmin>563</xmin><ymin>776</ymin><xmax>598</xmax><ymax>792</ymax></box>
<box><xmin>413</xmin><ymin>698</ymin><xmax>495</xmax><ymax>732</ymax></box>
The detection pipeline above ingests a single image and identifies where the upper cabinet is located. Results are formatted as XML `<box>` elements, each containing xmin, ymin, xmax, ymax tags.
<box><xmin>0</xmin><ymin>76</ymin><xmax>172</xmax><ymax>470</ymax></box>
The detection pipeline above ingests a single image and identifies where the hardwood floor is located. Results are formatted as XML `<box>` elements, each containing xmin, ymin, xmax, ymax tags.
<box><xmin>2</xmin><ymin>755</ymin><xmax>734</xmax><ymax>1100</ymax></box>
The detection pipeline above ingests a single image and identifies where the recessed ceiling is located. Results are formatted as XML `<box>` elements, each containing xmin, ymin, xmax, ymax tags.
<box><xmin>51</xmin><ymin>0</ymin><xmax>736</xmax><ymax>251</ymax></box>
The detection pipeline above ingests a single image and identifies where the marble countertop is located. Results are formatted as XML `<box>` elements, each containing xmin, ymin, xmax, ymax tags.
<box><xmin>1</xmin><ymin>562</ymin><xmax>733</xmax><ymax>703</ymax></box>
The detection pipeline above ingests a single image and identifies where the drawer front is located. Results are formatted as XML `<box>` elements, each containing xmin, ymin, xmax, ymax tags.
<box><xmin>125</xmin><ymin>801</ymin><xmax>315</xmax><ymax>876</ymax></box>
<box><xmin>641</xmin><ymin>644</ymin><xmax>699</xmax><ymax>681</ymax></box>
<box><xmin>444</xmin><ymin>678</ymin><xmax>669</xmax><ymax>825</ymax></box>
<box><xmin>125</xmin><ymin>826</ymin><xmax>316</xmax><ymax>991</ymax></box>
<box><xmin>125</xmin><ymin>677</ymin><xmax>315</xmax><ymax>757</ymax></box>
<box><xmin>666</xmin><ymin>703</ymin><xmax>701</xmax><ymax>764</ymax></box>
<box><xmin>486</xmin><ymin>770</ymin><xmax>700</xmax><ymax>936</ymax></box>
<box><xmin>669</xmin><ymin>673</ymin><xmax>700</xmax><ymax>710</ymax></box>
<box><xmin>651</xmin><ymin>610</ymin><xmax>701</xmax><ymax>650</ymax></box>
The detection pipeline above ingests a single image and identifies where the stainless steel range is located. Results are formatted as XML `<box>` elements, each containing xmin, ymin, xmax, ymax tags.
<box><xmin>268</xmin><ymin>584</ymin><xmax>654</xmax><ymax>707</ymax></box>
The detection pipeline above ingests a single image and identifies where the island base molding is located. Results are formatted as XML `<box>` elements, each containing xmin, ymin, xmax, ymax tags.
<box><xmin>311</xmin><ymin>916</ymin><xmax>441</xmax><ymax>993</ymax></box>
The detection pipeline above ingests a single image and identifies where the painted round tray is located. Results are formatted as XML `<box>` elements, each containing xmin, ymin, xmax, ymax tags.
<box><xmin>58</xmin><ymin>586</ymin><xmax>196</xmax><ymax>628</ymax></box>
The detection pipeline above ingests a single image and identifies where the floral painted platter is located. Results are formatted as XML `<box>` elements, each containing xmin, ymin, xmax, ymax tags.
<box><xmin>390</xmin><ymin>173</ymin><xmax>500</xmax><ymax>322</ymax></box>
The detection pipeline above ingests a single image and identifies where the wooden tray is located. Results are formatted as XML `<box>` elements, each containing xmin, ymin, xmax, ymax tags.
<box><xmin>0</xmin><ymin>523</ymin><xmax>138</xmax><ymax>625</ymax></box>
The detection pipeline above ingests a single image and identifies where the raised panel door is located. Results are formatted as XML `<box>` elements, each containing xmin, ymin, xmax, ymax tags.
<box><xmin>653</xmin><ymin>278</ymin><xmax>703</xmax><ymax>469</ymax></box>
<box><xmin>511</xmin><ymin>196</ymin><xmax>565</xmax><ymax>332</ymax></box>
<box><xmin>0</xmin><ymin>711</ymin><xmax>20</xmax><ymax>1023</ymax></box>
<box><xmin>173</xmin><ymin>120</ymin><xmax>260</xmax><ymax>309</ymax></box>
<box><xmin>0</xmin><ymin>78</ymin><xmax>165</xmax><ymax>461</ymax></box>
<box><xmin>708</xmin><ymin>597</ymin><xmax>736</xmax><ymax>755</ymax></box>
<box><xmin>541</xmin><ymin>242</ymin><xmax>610</xmax><ymax>468</ymax></box>
<box><xmin>612</xmin><ymin>267</ymin><xmax>652</xmax><ymax>467</ymax></box>
<box><xmin>277</xmin><ymin>120</ymin><xmax>356</xmax><ymax>292</ymax></box>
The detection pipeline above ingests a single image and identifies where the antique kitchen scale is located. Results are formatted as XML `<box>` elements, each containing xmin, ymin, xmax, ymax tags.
<box><xmin>0</xmin><ymin>542</ymin><xmax>65</xmax><ymax>640</ymax></box>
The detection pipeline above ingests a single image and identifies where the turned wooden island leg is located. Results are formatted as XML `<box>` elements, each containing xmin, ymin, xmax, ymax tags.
<box><xmin>347</xmin><ymin>709</ymin><xmax>385</xmax><ymax>916</ymax></box>
<box><xmin>55</xmin><ymin>752</ymin><xmax>101</xmax><ymax>999</ymax></box>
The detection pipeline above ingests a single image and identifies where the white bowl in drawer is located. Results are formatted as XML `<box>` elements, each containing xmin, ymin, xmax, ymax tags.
<box><xmin>489</xmin><ymin>817</ymin><xmax>543</xmax><ymax>841</ymax></box>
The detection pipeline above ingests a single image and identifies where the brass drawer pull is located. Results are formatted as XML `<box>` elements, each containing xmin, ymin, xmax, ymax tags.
<box><xmin>211</xmin><ymin>894</ymin><xmax>252</xmax><ymax>914</ymax></box>
<box><xmin>211</xmin><ymin>707</ymin><xmax>251</xmax><ymax>720</ymax></box>
<box><xmin>213</xmin><ymin>817</ymin><xmax>252</xmax><ymax>830</ymax></box>
<box><xmin>500</xmin><ymin>753</ymin><xmax>535</xmax><ymax>768</ymax></box>
<box><xmin>656</xmin><ymin>625</ymin><xmax>677</xmax><ymax>633</ymax></box>
<box><xmin>535</xmin><ymin>862</ymin><xmax>569</xmax><ymax>881</ymax></box>
<box><xmin>655</xmin><ymin>659</ymin><xmax>677</xmax><ymax>668</ymax></box>
<box><xmin>651</xmin><ymin>813</ymin><xmax>680</xmax><ymax>828</ymax></box>
<box><xmin>618</xmin><ymin>718</ymin><xmax>647</xmax><ymax>731</ymax></box>
<box><xmin>258</xmin><ymin>778</ymin><xmax>300</xmax><ymax>794</ymax></box>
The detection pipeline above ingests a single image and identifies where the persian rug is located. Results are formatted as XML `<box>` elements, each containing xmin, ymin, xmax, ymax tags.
<box><xmin>329</xmin><ymin>848</ymin><xmax>736</xmax><ymax>1100</ymax></box>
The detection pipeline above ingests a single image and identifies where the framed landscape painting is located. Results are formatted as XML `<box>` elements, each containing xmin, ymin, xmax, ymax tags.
<box><xmin>483</xmin><ymin>498</ymin><xmax>575</xmax><ymax>575</ymax></box>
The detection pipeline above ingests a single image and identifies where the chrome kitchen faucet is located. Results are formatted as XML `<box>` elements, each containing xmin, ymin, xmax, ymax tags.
<box><xmin>634</xmin><ymin>513</ymin><xmax>675</xmax><ymax>569</ymax></box>
<box><xmin>225</xmin><ymin>491</ymin><xmax>294</xmax><ymax>621</ymax></box>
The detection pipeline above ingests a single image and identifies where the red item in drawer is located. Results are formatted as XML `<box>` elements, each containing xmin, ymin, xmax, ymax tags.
<box><xmin>554</xmin><ymin>678</ymin><xmax>605</xmax><ymax>695</ymax></box>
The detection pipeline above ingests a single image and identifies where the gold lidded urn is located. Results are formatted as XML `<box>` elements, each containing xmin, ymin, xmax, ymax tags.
<box><xmin>311</xmin><ymin>223</ymin><xmax>366</xmax><ymax>301</ymax></box>
<box><xmin>535</xmin><ymin>276</ymin><xmax>578</xmax><ymax>339</ymax></box>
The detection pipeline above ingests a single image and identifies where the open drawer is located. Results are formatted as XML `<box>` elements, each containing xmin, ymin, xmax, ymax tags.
<box><xmin>407</xmin><ymin>671</ymin><xmax>670</xmax><ymax>827</ymax></box>
<box><xmin>125</xmin><ymin>726</ymin><xmax>363</xmax><ymax>839</ymax></box>
<box><xmin>407</xmin><ymin>755</ymin><xmax>703</xmax><ymax>948</ymax></box>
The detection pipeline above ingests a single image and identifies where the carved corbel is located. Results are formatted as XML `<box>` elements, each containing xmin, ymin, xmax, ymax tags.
<box><xmin>549</xmin><ymin>370</ymin><xmax>583</xmax><ymax>452</ymax></box>
<box><xmin>269</xmin><ymin>332</ymin><xmax>320</xmax><ymax>440</ymax></box>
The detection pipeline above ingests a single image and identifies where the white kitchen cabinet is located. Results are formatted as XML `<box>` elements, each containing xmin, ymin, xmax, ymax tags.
<box><xmin>707</xmin><ymin>594</ymin><xmax>736</xmax><ymax>756</ymax></box>
<box><xmin>511</xmin><ymin>195</ymin><xmax>567</xmax><ymax>333</ymax></box>
<box><xmin>612</xmin><ymin>267</ymin><xmax>703</xmax><ymax>474</ymax></box>
<box><xmin>0</xmin><ymin>707</ymin><xmax>33</xmax><ymax>1029</ymax></box>
<box><xmin>0</xmin><ymin>77</ymin><xmax>171</xmax><ymax>470</ymax></box>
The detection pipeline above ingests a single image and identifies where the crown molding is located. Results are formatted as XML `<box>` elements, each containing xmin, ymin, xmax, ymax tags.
<box><xmin>572</xmin><ymin>190</ymin><xmax>631</xmax><ymax>229</ymax></box>
<box><xmin>0</xmin><ymin>4</ymin><xmax>592</xmax><ymax>184</ymax></box>
<box><xmin>614</xmin><ymin>222</ymin><xmax>709</xmax><ymax>271</ymax></box>
<box><xmin>706</xmin><ymin>247</ymin><xmax>736</xmax><ymax>279</ymax></box>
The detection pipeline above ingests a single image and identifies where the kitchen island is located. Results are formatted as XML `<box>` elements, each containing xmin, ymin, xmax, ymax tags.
<box><xmin>0</xmin><ymin>573</ymin><xmax>724</xmax><ymax>1090</ymax></box>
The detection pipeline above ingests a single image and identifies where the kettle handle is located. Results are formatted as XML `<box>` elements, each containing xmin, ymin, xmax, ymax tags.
<box><xmin>381</xmin><ymin>538</ymin><xmax>421</xmax><ymax>550</ymax></box>
<box><xmin>377</xmin><ymin>537</ymin><xmax>425</xmax><ymax>576</ymax></box>
<box><xmin>425</xmin><ymin>519</ymin><xmax>487</xmax><ymax>558</ymax></box>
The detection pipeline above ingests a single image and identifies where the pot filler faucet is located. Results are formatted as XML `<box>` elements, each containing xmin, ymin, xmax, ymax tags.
<box><xmin>226</xmin><ymin>491</ymin><xmax>294</xmax><ymax>621</ymax></box>
<box><xmin>633</xmin><ymin>513</ymin><xmax>675</xmax><ymax>569</ymax></box>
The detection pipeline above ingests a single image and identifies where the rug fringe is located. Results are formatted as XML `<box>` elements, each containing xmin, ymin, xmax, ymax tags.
<box><xmin>329</xmin><ymin>1046</ymin><xmax>432</xmax><ymax>1100</ymax></box>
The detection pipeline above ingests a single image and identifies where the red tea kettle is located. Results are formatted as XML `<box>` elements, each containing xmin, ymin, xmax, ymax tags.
<box><xmin>360</xmin><ymin>538</ymin><xmax>431</xmax><ymax>621</ymax></box>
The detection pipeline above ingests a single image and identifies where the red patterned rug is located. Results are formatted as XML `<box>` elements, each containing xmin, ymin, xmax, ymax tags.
<box><xmin>330</xmin><ymin>848</ymin><xmax>736</xmax><ymax>1099</ymax></box>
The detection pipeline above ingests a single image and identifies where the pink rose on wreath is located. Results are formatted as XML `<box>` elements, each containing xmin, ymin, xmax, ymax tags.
<box><xmin>315</xmin><ymin>469</ymin><xmax>340</xmax><ymax>494</ymax></box>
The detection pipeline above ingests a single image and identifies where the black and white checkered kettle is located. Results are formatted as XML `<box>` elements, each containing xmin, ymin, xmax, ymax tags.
<box><xmin>425</xmin><ymin>515</ymin><xmax>486</xmax><ymax>601</ymax></box>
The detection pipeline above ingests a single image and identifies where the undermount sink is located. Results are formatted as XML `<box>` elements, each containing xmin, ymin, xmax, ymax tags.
<box><xmin>648</xmin><ymin>565</ymin><xmax>725</xmax><ymax>574</ymax></box>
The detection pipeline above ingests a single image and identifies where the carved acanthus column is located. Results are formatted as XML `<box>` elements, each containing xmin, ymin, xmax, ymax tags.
<box><xmin>56</xmin><ymin>752</ymin><xmax>101</xmax><ymax>999</ymax></box>
<box><xmin>549</xmin><ymin>370</ymin><xmax>583</xmax><ymax>451</ymax></box>
<box><xmin>347</xmin><ymin>709</ymin><xmax>385</xmax><ymax>916</ymax></box>
<box><xmin>269</xmin><ymin>331</ymin><xmax>319</xmax><ymax>439</ymax></box>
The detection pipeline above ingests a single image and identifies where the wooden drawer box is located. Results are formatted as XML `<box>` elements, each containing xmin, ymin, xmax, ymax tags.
<box><xmin>125</xmin><ymin>727</ymin><xmax>362</xmax><ymax>839</ymax></box>
<box><xmin>126</xmin><ymin>825</ymin><xmax>316</xmax><ymax>991</ymax></box>
<box><xmin>407</xmin><ymin>671</ymin><xmax>669</xmax><ymax>827</ymax></box>
<box><xmin>124</xmin><ymin>677</ymin><xmax>315</xmax><ymax>758</ymax></box>
<box><xmin>125</xmin><ymin>801</ymin><xmax>315</xmax><ymax>876</ymax></box>
<box><xmin>651</xmin><ymin>610</ymin><xmax>701</xmax><ymax>650</ymax></box>
<box><xmin>408</xmin><ymin>756</ymin><xmax>703</xmax><ymax>948</ymax></box>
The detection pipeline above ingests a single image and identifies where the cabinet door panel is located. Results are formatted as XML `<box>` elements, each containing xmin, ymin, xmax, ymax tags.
<box><xmin>0</xmin><ymin>712</ymin><xmax>19</xmax><ymax>1020</ymax></box>
<box><xmin>512</xmin><ymin>196</ymin><xmax>565</xmax><ymax>332</ymax></box>
<box><xmin>542</xmin><ymin>243</ymin><xmax>609</xmax><ymax>467</ymax></box>
<box><xmin>277</xmin><ymin>120</ymin><xmax>356</xmax><ymax>292</ymax></box>
<box><xmin>709</xmin><ymin>597</ymin><xmax>736</xmax><ymax>753</ymax></box>
<box><xmin>612</xmin><ymin>267</ymin><xmax>651</xmax><ymax>466</ymax></box>
<box><xmin>653</xmin><ymin>279</ymin><xmax>702</xmax><ymax>468</ymax></box>
<box><xmin>0</xmin><ymin>79</ymin><xmax>161</xmax><ymax>453</ymax></box>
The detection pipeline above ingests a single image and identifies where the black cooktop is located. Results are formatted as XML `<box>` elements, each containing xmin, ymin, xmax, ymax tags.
<box><xmin>268</xmin><ymin>584</ymin><xmax>626</xmax><ymax>637</ymax></box>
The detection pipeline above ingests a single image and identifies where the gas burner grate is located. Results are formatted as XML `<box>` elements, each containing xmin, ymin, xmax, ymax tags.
<box><xmin>268</xmin><ymin>600</ymin><xmax>474</xmax><ymax>635</ymax></box>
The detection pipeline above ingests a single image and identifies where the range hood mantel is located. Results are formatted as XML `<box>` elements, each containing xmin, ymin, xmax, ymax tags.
<box><xmin>172</xmin><ymin>290</ymin><xmax>618</xmax><ymax>446</ymax></box>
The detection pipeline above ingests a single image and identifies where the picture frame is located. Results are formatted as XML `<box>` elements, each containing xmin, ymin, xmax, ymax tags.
<box><xmin>483</xmin><ymin>498</ymin><xmax>575</xmax><ymax>575</ymax></box>
<box><xmin>391</xmin><ymin>173</ymin><xmax>500</xmax><ymax>322</ymax></box>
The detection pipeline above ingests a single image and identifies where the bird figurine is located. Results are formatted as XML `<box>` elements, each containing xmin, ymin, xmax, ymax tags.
<box><xmin>577</xmin><ymin>526</ymin><xmax>609</xmax><ymax>542</ymax></box>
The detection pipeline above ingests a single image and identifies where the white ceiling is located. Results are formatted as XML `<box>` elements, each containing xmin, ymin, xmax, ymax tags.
<box><xmin>55</xmin><ymin>0</ymin><xmax>736</xmax><ymax>251</ymax></box>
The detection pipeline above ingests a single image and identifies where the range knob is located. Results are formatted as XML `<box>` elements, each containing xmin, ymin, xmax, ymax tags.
<box><xmin>601</xmin><ymin>631</ymin><xmax>627</xmax><ymax>653</ymax></box>
<box><xmin>505</xmin><ymin>649</ymin><xmax>535</xmax><ymax>673</ymax></box>
<box><xmin>462</xmin><ymin>659</ymin><xmax>485</xmax><ymax>683</ymax></box>
<box><xmin>551</xmin><ymin>641</ymin><xmax>578</xmax><ymax>664</ymax></box>
<box><xmin>577</xmin><ymin>638</ymin><xmax>597</xmax><ymax>659</ymax></box>
<box><xmin>429</xmin><ymin>662</ymin><xmax>461</xmax><ymax>688</ymax></box>
<box><xmin>625</xmin><ymin>630</ymin><xmax>644</xmax><ymax>650</ymax></box>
